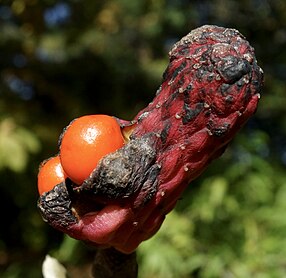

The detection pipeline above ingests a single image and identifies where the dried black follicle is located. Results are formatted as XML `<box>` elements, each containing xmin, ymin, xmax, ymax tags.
<box><xmin>38</xmin><ymin>183</ymin><xmax>77</xmax><ymax>227</ymax></box>
<box><xmin>212</xmin><ymin>123</ymin><xmax>231</xmax><ymax>137</ymax></box>
<box><xmin>182</xmin><ymin>102</ymin><xmax>204</xmax><ymax>124</ymax></box>
<box><xmin>220</xmin><ymin>83</ymin><xmax>231</xmax><ymax>95</ymax></box>
<box><xmin>171</xmin><ymin>60</ymin><xmax>187</xmax><ymax>81</ymax></box>
<box><xmin>80</xmin><ymin>135</ymin><xmax>160</xmax><ymax>201</ymax></box>
<box><xmin>217</xmin><ymin>56</ymin><xmax>251</xmax><ymax>84</ymax></box>
<box><xmin>160</xmin><ymin>123</ymin><xmax>171</xmax><ymax>144</ymax></box>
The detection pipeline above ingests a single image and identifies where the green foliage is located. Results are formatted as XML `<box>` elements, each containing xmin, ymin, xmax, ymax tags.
<box><xmin>139</xmin><ymin>149</ymin><xmax>286</xmax><ymax>277</ymax></box>
<box><xmin>0</xmin><ymin>118</ymin><xmax>40</xmax><ymax>172</ymax></box>
<box><xmin>0</xmin><ymin>0</ymin><xmax>285</xmax><ymax>277</ymax></box>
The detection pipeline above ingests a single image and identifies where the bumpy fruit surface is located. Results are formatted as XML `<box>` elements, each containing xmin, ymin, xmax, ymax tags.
<box><xmin>38</xmin><ymin>25</ymin><xmax>264</xmax><ymax>254</ymax></box>
<box><xmin>60</xmin><ymin>115</ymin><xmax>125</xmax><ymax>185</ymax></box>
<box><xmin>38</xmin><ymin>156</ymin><xmax>66</xmax><ymax>195</ymax></box>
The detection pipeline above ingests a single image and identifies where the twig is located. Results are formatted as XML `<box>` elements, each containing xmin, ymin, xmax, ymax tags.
<box><xmin>92</xmin><ymin>247</ymin><xmax>138</xmax><ymax>278</ymax></box>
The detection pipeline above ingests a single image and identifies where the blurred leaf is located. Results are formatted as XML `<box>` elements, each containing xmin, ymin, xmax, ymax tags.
<box><xmin>138</xmin><ymin>211</ymin><xmax>195</xmax><ymax>278</ymax></box>
<box><xmin>0</xmin><ymin>118</ymin><xmax>41</xmax><ymax>172</ymax></box>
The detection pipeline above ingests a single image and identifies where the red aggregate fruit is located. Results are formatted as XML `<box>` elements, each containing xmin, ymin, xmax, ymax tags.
<box><xmin>38</xmin><ymin>25</ymin><xmax>264</xmax><ymax>254</ymax></box>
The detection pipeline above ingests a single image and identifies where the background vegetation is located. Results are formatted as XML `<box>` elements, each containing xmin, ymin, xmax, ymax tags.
<box><xmin>0</xmin><ymin>0</ymin><xmax>285</xmax><ymax>277</ymax></box>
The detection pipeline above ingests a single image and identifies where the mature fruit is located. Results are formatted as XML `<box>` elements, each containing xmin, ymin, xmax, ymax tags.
<box><xmin>59</xmin><ymin>115</ymin><xmax>125</xmax><ymax>185</ymax></box>
<box><xmin>38</xmin><ymin>25</ymin><xmax>264</xmax><ymax>254</ymax></box>
<box><xmin>38</xmin><ymin>155</ymin><xmax>66</xmax><ymax>195</ymax></box>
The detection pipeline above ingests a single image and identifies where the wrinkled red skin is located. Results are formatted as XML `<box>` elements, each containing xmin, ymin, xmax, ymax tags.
<box><xmin>38</xmin><ymin>25</ymin><xmax>263</xmax><ymax>254</ymax></box>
